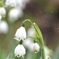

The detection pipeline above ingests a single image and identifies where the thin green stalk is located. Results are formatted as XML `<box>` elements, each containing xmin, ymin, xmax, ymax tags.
<box><xmin>41</xmin><ymin>48</ymin><xmax>45</xmax><ymax>59</ymax></box>
<box><xmin>22</xmin><ymin>19</ymin><xmax>45</xmax><ymax>59</ymax></box>
<box><xmin>33</xmin><ymin>23</ymin><xmax>45</xmax><ymax>59</ymax></box>
<box><xmin>21</xmin><ymin>19</ymin><xmax>33</xmax><ymax>27</ymax></box>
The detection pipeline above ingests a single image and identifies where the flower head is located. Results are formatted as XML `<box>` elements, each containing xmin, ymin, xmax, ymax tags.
<box><xmin>44</xmin><ymin>46</ymin><xmax>52</xmax><ymax>59</ymax></box>
<box><xmin>5</xmin><ymin>0</ymin><xmax>17</xmax><ymax>7</ymax></box>
<box><xmin>5</xmin><ymin>0</ymin><xmax>30</xmax><ymax>9</ymax></box>
<box><xmin>9</xmin><ymin>8</ymin><xmax>23</xmax><ymax>22</ymax></box>
<box><xmin>32</xmin><ymin>43</ymin><xmax>40</xmax><ymax>53</ymax></box>
<box><xmin>0</xmin><ymin>21</ymin><xmax>8</xmax><ymax>34</ymax></box>
<box><xmin>23</xmin><ymin>38</ymin><xmax>34</xmax><ymax>51</ymax></box>
<box><xmin>14</xmin><ymin>44</ymin><xmax>26</xmax><ymax>58</ymax></box>
<box><xmin>27</xmin><ymin>27</ymin><xmax>36</xmax><ymax>37</ymax></box>
<box><xmin>0</xmin><ymin>7</ymin><xmax>6</xmax><ymax>16</ymax></box>
<box><xmin>14</xmin><ymin>26</ymin><xmax>26</xmax><ymax>41</ymax></box>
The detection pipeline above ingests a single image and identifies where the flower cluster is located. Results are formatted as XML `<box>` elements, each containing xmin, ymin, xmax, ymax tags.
<box><xmin>5</xmin><ymin>0</ymin><xmax>30</xmax><ymax>8</ymax></box>
<box><xmin>0</xmin><ymin>7</ymin><xmax>8</xmax><ymax>34</ymax></box>
<box><xmin>14</xmin><ymin>20</ymin><xmax>52</xmax><ymax>59</ymax></box>
<box><xmin>5</xmin><ymin>0</ymin><xmax>31</xmax><ymax>23</ymax></box>
<box><xmin>14</xmin><ymin>26</ymin><xmax>40</xmax><ymax>58</ymax></box>
<box><xmin>0</xmin><ymin>0</ymin><xmax>30</xmax><ymax>34</ymax></box>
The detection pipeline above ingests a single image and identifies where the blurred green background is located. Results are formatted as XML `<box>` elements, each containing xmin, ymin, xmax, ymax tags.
<box><xmin>0</xmin><ymin>0</ymin><xmax>59</xmax><ymax>59</ymax></box>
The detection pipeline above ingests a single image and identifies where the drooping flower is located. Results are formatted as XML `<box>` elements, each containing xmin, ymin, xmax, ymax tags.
<box><xmin>44</xmin><ymin>46</ymin><xmax>52</xmax><ymax>59</ymax></box>
<box><xmin>5</xmin><ymin>0</ymin><xmax>31</xmax><ymax>9</ymax></box>
<box><xmin>0</xmin><ymin>21</ymin><xmax>8</xmax><ymax>34</ymax></box>
<box><xmin>5</xmin><ymin>0</ymin><xmax>17</xmax><ymax>7</ymax></box>
<box><xmin>27</xmin><ymin>27</ymin><xmax>36</xmax><ymax>37</ymax></box>
<box><xmin>0</xmin><ymin>7</ymin><xmax>6</xmax><ymax>16</ymax></box>
<box><xmin>14</xmin><ymin>26</ymin><xmax>26</xmax><ymax>41</ymax></box>
<box><xmin>15</xmin><ymin>0</ymin><xmax>26</xmax><ymax>9</ymax></box>
<box><xmin>23</xmin><ymin>38</ymin><xmax>34</xmax><ymax>51</ymax></box>
<box><xmin>46</xmin><ymin>56</ymin><xmax>51</xmax><ymax>59</ymax></box>
<box><xmin>8</xmin><ymin>8</ymin><xmax>23</xmax><ymax>22</ymax></box>
<box><xmin>32</xmin><ymin>43</ymin><xmax>40</xmax><ymax>53</ymax></box>
<box><xmin>14</xmin><ymin>44</ymin><xmax>26</xmax><ymax>58</ymax></box>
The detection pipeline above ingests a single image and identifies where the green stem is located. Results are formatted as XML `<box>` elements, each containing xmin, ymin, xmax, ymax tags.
<box><xmin>22</xmin><ymin>19</ymin><xmax>33</xmax><ymax>27</ymax></box>
<box><xmin>33</xmin><ymin>23</ymin><xmax>45</xmax><ymax>59</ymax></box>
<box><xmin>0</xmin><ymin>1</ymin><xmax>4</xmax><ymax>7</ymax></box>
<box><xmin>41</xmin><ymin>48</ymin><xmax>45</xmax><ymax>59</ymax></box>
<box><xmin>22</xmin><ymin>19</ymin><xmax>45</xmax><ymax>59</ymax></box>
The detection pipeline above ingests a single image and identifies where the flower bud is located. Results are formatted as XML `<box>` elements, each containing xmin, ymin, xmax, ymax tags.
<box><xmin>32</xmin><ymin>43</ymin><xmax>40</xmax><ymax>53</ymax></box>
<box><xmin>14</xmin><ymin>44</ymin><xmax>26</xmax><ymax>58</ymax></box>
<box><xmin>0</xmin><ymin>7</ymin><xmax>6</xmax><ymax>16</ymax></box>
<box><xmin>14</xmin><ymin>26</ymin><xmax>26</xmax><ymax>41</ymax></box>
<box><xmin>23</xmin><ymin>38</ymin><xmax>34</xmax><ymax>51</ymax></box>
<box><xmin>0</xmin><ymin>21</ymin><xmax>8</xmax><ymax>34</ymax></box>
<box><xmin>5</xmin><ymin>0</ymin><xmax>17</xmax><ymax>7</ymax></box>
<box><xmin>27</xmin><ymin>27</ymin><xmax>36</xmax><ymax>37</ymax></box>
<box><xmin>9</xmin><ymin>8</ymin><xmax>23</xmax><ymax>23</ymax></box>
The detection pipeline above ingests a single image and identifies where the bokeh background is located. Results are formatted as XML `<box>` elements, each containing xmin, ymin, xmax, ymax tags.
<box><xmin>0</xmin><ymin>0</ymin><xmax>59</xmax><ymax>59</ymax></box>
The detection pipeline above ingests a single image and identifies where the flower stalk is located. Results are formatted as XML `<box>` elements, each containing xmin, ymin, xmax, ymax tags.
<box><xmin>21</xmin><ymin>19</ymin><xmax>33</xmax><ymax>27</ymax></box>
<box><xmin>22</xmin><ymin>19</ymin><xmax>45</xmax><ymax>59</ymax></box>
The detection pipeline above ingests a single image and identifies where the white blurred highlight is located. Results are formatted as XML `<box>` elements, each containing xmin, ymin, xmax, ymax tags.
<box><xmin>27</xmin><ymin>27</ymin><xmax>36</xmax><ymax>37</ymax></box>
<box><xmin>5</xmin><ymin>0</ymin><xmax>31</xmax><ymax>9</ymax></box>
<box><xmin>0</xmin><ymin>21</ymin><xmax>9</xmax><ymax>34</ymax></box>
<box><xmin>0</xmin><ymin>7</ymin><xmax>6</xmax><ymax>16</ymax></box>
<box><xmin>8</xmin><ymin>8</ymin><xmax>23</xmax><ymax>23</ymax></box>
<box><xmin>23</xmin><ymin>38</ymin><xmax>34</xmax><ymax>51</ymax></box>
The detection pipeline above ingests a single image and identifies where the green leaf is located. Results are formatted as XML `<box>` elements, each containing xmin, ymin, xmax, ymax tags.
<box><xmin>33</xmin><ymin>23</ymin><xmax>44</xmax><ymax>48</ymax></box>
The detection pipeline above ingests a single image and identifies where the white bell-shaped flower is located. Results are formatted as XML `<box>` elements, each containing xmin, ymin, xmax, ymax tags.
<box><xmin>40</xmin><ymin>56</ymin><xmax>51</xmax><ymax>59</ymax></box>
<box><xmin>44</xmin><ymin>46</ymin><xmax>52</xmax><ymax>59</ymax></box>
<box><xmin>14</xmin><ymin>44</ymin><xmax>26</xmax><ymax>57</ymax></box>
<box><xmin>0</xmin><ymin>21</ymin><xmax>8</xmax><ymax>34</ymax></box>
<box><xmin>46</xmin><ymin>56</ymin><xmax>51</xmax><ymax>59</ymax></box>
<box><xmin>0</xmin><ymin>7</ymin><xmax>6</xmax><ymax>16</ymax></box>
<box><xmin>5</xmin><ymin>0</ymin><xmax>30</xmax><ymax>9</ymax></box>
<box><xmin>16</xmin><ymin>0</ymin><xmax>27</xmax><ymax>9</ymax></box>
<box><xmin>27</xmin><ymin>27</ymin><xmax>36</xmax><ymax>37</ymax></box>
<box><xmin>5</xmin><ymin>0</ymin><xmax>16</xmax><ymax>7</ymax></box>
<box><xmin>9</xmin><ymin>8</ymin><xmax>23</xmax><ymax>22</ymax></box>
<box><xmin>23</xmin><ymin>38</ymin><xmax>34</xmax><ymax>51</ymax></box>
<box><xmin>32</xmin><ymin>43</ymin><xmax>40</xmax><ymax>53</ymax></box>
<box><xmin>14</xmin><ymin>26</ymin><xmax>26</xmax><ymax>41</ymax></box>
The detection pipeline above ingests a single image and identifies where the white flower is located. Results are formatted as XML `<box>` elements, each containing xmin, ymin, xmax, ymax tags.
<box><xmin>5</xmin><ymin>0</ymin><xmax>17</xmax><ymax>7</ymax></box>
<box><xmin>14</xmin><ymin>44</ymin><xmax>26</xmax><ymax>57</ymax></box>
<box><xmin>0</xmin><ymin>21</ymin><xmax>8</xmax><ymax>34</ymax></box>
<box><xmin>16</xmin><ymin>0</ymin><xmax>26</xmax><ymax>9</ymax></box>
<box><xmin>44</xmin><ymin>46</ymin><xmax>52</xmax><ymax>59</ymax></box>
<box><xmin>40</xmin><ymin>56</ymin><xmax>51</xmax><ymax>59</ymax></box>
<box><xmin>9</xmin><ymin>8</ymin><xmax>23</xmax><ymax>22</ymax></box>
<box><xmin>32</xmin><ymin>43</ymin><xmax>40</xmax><ymax>53</ymax></box>
<box><xmin>27</xmin><ymin>27</ymin><xmax>36</xmax><ymax>37</ymax></box>
<box><xmin>14</xmin><ymin>26</ymin><xmax>26</xmax><ymax>41</ymax></box>
<box><xmin>5</xmin><ymin>0</ymin><xmax>30</xmax><ymax>9</ymax></box>
<box><xmin>44</xmin><ymin>46</ymin><xmax>52</xmax><ymax>56</ymax></box>
<box><xmin>46</xmin><ymin>56</ymin><xmax>51</xmax><ymax>59</ymax></box>
<box><xmin>0</xmin><ymin>7</ymin><xmax>6</xmax><ymax>16</ymax></box>
<box><xmin>23</xmin><ymin>38</ymin><xmax>34</xmax><ymax>51</ymax></box>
